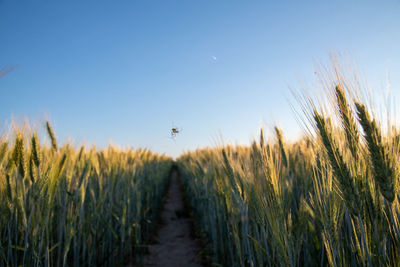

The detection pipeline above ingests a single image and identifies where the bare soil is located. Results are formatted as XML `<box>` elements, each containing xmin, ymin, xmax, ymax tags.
<box><xmin>141</xmin><ymin>169</ymin><xmax>203</xmax><ymax>267</ymax></box>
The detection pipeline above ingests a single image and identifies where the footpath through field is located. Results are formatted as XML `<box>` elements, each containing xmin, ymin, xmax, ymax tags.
<box><xmin>142</xmin><ymin>168</ymin><xmax>203</xmax><ymax>267</ymax></box>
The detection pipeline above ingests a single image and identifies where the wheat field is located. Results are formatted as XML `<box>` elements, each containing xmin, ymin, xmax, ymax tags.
<box><xmin>0</xmin><ymin>123</ymin><xmax>173</xmax><ymax>266</ymax></box>
<box><xmin>177</xmin><ymin>83</ymin><xmax>400</xmax><ymax>266</ymax></box>
<box><xmin>1</xmin><ymin>71</ymin><xmax>400</xmax><ymax>266</ymax></box>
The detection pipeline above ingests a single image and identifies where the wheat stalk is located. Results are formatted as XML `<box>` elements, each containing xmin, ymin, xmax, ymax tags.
<box><xmin>46</xmin><ymin>121</ymin><xmax>58</xmax><ymax>151</ymax></box>
<box><xmin>335</xmin><ymin>85</ymin><xmax>359</xmax><ymax>161</ymax></box>
<box><xmin>275</xmin><ymin>127</ymin><xmax>288</xmax><ymax>168</ymax></box>
<box><xmin>355</xmin><ymin>102</ymin><xmax>396</xmax><ymax>203</ymax></box>
<box><xmin>314</xmin><ymin>110</ymin><xmax>360</xmax><ymax>216</ymax></box>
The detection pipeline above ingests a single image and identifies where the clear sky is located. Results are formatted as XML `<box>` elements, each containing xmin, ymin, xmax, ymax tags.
<box><xmin>1</xmin><ymin>1</ymin><xmax>400</xmax><ymax>157</ymax></box>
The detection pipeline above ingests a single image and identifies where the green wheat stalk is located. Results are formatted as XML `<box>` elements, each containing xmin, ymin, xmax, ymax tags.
<box><xmin>275</xmin><ymin>127</ymin><xmax>288</xmax><ymax>168</ymax></box>
<box><xmin>46</xmin><ymin>121</ymin><xmax>58</xmax><ymax>151</ymax></box>
<box><xmin>10</xmin><ymin>133</ymin><xmax>26</xmax><ymax>177</ymax></box>
<box><xmin>314</xmin><ymin>110</ymin><xmax>360</xmax><ymax>216</ymax></box>
<box><xmin>335</xmin><ymin>85</ymin><xmax>359</xmax><ymax>161</ymax></box>
<box><xmin>355</xmin><ymin>102</ymin><xmax>396</xmax><ymax>203</ymax></box>
<box><xmin>31</xmin><ymin>133</ymin><xmax>41</xmax><ymax>167</ymax></box>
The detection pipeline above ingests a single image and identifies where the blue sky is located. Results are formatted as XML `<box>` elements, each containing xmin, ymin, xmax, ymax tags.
<box><xmin>1</xmin><ymin>1</ymin><xmax>399</xmax><ymax>157</ymax></box>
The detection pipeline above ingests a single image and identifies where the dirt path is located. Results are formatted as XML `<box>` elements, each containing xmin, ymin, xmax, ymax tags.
<box><xmin>142</xmin><ymin>169</ymin><xmax>203</xmax><ymax>267</ymax></box>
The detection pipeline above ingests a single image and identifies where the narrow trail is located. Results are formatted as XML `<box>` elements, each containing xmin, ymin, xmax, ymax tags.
<box><xmin>142</xmin><ymin>168</ymin><xmax>203</xmax><ymax>267</ymax></box>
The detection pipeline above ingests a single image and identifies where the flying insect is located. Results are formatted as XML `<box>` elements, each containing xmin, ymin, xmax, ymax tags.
<box><xmin>170</xmin><ymin>123</ymin><xmax>181</xmax><ymax>140</ymax></box>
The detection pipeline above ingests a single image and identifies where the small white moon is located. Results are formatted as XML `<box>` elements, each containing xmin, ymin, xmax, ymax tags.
<box><xmin>212</xmin><ymin>56</ymin><xmax>217</xmax><ymax>61</ymax></box>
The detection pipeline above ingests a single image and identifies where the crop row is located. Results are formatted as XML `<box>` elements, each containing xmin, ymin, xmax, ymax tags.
<box><xmin>0</xmin><ymin>123</ymin><xmax>173</xmax><ymax>266</ymax></box>
<box><xmin>178</xmin><ymin>85</ymin><xmax>400</xmax><ymax>266</ymax></box>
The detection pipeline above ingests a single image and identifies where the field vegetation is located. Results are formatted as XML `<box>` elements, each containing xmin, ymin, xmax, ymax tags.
<box><xmin>1</xmin><ymin>65</ymin><xmax>400</xmax><ymax>267</ymax></box>
<box><xmin>0</xmin><ymin>122</ymin><xmax>173</xmax><ymax>266</ymax></box>
<box><xmin>178</xmin><ymin>71</ymin><xmax>400</xmax><ymax>266</ymax></box>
